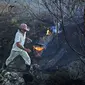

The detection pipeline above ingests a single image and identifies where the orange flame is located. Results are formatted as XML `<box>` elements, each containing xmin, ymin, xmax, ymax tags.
<box><xmin>33</xmin><ymin>46</ymin><xmax>44</xmax><ymax>51</ymax></box>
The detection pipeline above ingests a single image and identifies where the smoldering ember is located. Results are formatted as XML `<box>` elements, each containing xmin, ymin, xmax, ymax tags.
<box><xmin>0</xmin><ymin>0</ymin><xmax>85</xmax><ymax>85</ymax></box>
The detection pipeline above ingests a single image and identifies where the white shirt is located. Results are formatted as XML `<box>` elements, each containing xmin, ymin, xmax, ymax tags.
<box><xmin>12</xmin><ymin>30</ymin><xmax>26</xmax><ymax>51</ymax></box>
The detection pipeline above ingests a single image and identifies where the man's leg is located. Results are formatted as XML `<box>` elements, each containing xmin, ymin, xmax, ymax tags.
<box><xmin>6</xmin><ymin>50</ymin><xmax>19</xmax><ymax>66</ymax></box>
<box><xmin>20</xmin><ymin>50</ymin><xmax>31</xmax><ymax>65</ymax></box>
<box><xmin>20</xmin><ymin>50</ymin><xmax>31</xmax><ymax>70</ymax></box>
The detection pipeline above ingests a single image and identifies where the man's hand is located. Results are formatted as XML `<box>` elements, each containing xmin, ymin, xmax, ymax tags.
<box><xmin>26</xmin><ymin>37</ymin><xmax>32</xmax><ymax>43</ymax></box>
<box><xmin>24</xmin><ymin>48</ymin><xmax>31</xmax><ymax>53</ymax></box>
<box><xmin>16</xmin><ymin>42</ymin><xmax>31</xmax><ymax>53</ymax></box>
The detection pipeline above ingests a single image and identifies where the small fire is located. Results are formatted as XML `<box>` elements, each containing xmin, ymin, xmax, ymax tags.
<box><xmin>46</xmin><ymin>29</ymin><xmax>52</xmax><ymax>35</ymax></box>
<box><xmin>33</xmin><ymin>46</ymin><xmax>44</xmax><ymax>51</ymax></box>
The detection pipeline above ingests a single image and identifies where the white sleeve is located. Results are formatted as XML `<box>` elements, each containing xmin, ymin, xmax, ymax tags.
<box><xmin>14</xmin><ymin>32</ymin><xmax>21</xmax><ymax>43</ymax></box>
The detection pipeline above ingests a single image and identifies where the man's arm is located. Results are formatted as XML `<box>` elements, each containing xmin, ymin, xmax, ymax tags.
<box><xmin>16</xmin><ymin>42</ymin><xmax>31</xmax><ymax>53</ymax></box>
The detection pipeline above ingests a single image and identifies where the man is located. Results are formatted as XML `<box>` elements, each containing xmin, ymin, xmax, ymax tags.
<box><xmin>5</xmin><ymin>23</ymin><xmax>32</xmax><ymax>71</ymax></box>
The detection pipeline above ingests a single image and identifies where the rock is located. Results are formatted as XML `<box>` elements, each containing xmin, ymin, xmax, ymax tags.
<box><xmin>67</xmin><ymin>60</ymin><xmax>85</xmax><ymax>80</ymax></box>
<box><xmin>45</xmin><ymin>69</ymin><xmax>70</xmax><ymax>85</ymax></box>
<box><xmin>2</xmin><ymin>71</ymin><xmax>25</xmax><ymax>85</ymax></box>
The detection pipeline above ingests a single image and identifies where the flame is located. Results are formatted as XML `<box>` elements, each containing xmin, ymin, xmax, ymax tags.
<box><xmin>46</xmin><ymin>29</ymin><xmax>52</xmax><ymax>35</ymax></box>
<box><xmin>33</xmin><ymin>46</ymin><xmax>44</xmax><ymax>51</ymax></box>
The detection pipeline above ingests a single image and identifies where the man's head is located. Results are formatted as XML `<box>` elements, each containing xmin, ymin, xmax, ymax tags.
<box><xmin>20</xmin><ymin>23</ymin><xmax>30</xmax><ymax>32</ymax></box>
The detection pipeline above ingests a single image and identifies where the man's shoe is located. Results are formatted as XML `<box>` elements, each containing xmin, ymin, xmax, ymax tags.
<box><xmin>2</xmin><ymin>64</ymin><xmax>7</xmax><ymax>69</ymax></box>
<box><xmin>25</xmin><ymin>65</ymin><xmax>30</xmax><ymax>72</ymax></box>
<box><xmin>23</xmin><ymin>73</ymin><xmax>33</xmax><ymax>83</ymax></box>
